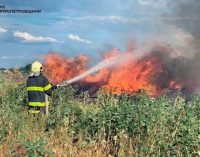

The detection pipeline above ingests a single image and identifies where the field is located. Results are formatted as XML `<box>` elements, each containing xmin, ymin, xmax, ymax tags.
<box><xmin>0</xmin><ymin>70</ymin><xmax>199</xmax><ymax>157</ymax></box>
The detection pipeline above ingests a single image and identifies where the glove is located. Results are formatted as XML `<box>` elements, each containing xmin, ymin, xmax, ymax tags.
<box><xmin>52</xmin><ymin>84</ymin><xmax>58</xmax><ymax>90</ymax></box>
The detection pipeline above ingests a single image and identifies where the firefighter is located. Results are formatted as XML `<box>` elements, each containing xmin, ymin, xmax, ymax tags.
<box><xmin>26</xmin><ymin>61</ymin><xmax>57</xmax><ymax>114</ymax></box>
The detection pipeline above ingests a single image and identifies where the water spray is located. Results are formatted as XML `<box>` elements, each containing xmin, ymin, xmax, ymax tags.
<box><xmin>57</xmin><ymin>53</ymin><xmax>136</xmax><ymax>87</ymax></box>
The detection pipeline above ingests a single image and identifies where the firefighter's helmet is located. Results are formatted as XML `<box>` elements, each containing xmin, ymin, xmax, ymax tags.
<box><xmin>31</xmin><ymin>61</ymin><xmax>43</xmax><ymax>73</ymax></box>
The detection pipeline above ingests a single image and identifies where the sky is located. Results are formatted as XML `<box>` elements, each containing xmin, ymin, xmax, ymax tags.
<box><xmin>0</xmin><ymin>0</ymin><xmax>197</xmax><ymax>68</ymax></box>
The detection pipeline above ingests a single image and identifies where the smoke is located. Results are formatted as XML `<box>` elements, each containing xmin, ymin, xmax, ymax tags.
<box><xmin>149</xmin><ymin>46</ymin><xmax>199</xmax><ymax>91</ymax></box>
<box><xmin>159</xmin><ymin>0</ymin><xmax>200</xmax><ymax>92</ymax></box>
<box><xmin>167</xmin><ymin>0</ymin><xmax>200</xmax><ymax>50</ymax></box>
<box><xmin>71</xmin><ymin>45</ymin><xmax>200</xmax><ymax>96</ymax></box>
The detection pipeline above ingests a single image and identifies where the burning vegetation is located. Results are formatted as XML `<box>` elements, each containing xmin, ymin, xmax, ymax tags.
<box><xmin>44</xmin><ymin>44</ymin><xmax>198</xmax><ymax>97</ymax></box>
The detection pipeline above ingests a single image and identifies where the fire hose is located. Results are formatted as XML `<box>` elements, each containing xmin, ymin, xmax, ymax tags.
<box><xmin>54</xmin><ymin>79</ymin><xmax>74</xmax><ymax>89</ymax></box>
<box><xmin>56</xmin><ymin>81</ymin><xmax>69</xmax><ymax>88</ymax></box>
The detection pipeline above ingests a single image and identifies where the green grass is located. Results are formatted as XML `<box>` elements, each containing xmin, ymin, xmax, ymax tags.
<box><xmin>0</xmin><ymin>71</ymin><xmax>199</xmax><ymax>157</ymax></box>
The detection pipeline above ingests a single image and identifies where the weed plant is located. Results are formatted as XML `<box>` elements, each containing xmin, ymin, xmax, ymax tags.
<box><xmin>0</xmin><ymin>72</ymin><xmax>199</xmax><ymax>157</ymax></box>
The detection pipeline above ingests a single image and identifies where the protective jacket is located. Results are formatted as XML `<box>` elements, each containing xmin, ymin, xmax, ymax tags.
<box><xmin>26</xmin><ymin>73</ymin><xmax>53</xmax><ymax>113</ymax></box>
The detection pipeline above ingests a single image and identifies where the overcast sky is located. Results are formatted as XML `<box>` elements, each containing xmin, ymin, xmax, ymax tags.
<box><xmin>0</xmin><ymin>0</ymin><xmax>197</xmax><ymax>68</ymax></box>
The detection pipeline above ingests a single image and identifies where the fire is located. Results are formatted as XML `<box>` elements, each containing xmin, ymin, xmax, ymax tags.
<box><xmin>43</xmin><ymin>46</ymin><xmax>191</xmax><ymax>97</ymax></box>
<box><xmin>44</xmin><ymin>53</ymin><xmax>88</xmax><ymax>84</ymax></box>
<box><xmin>102</xmin><ymin>56</ymin><xmax>163</xmax><ymax>96</ymax></box>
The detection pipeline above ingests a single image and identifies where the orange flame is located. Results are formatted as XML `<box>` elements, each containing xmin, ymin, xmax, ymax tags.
<box><xmin>43</xmin><ymin>48</ymin><xmax>185</xmax><ymax>96</ymax></box>
<box><xmin>44</xmin><ymin>53</ymin><xmax>89</xmax><ymax>84</ymax></box>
